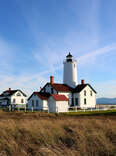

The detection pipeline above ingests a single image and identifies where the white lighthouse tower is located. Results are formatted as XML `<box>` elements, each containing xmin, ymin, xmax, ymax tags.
<box><xmin>63</xmin><ymin>52</ymin><xmax>78</xmax><ymax>88</ymax></box>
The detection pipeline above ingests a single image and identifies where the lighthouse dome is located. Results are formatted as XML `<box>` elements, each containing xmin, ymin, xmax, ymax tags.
<box><xmin>66</xmin><ymin>52</ymin><xmax>73</xmax><ymax>58</ymax></box>
<box><xmin>66</xmin><ymin>52</ymin><xmax>73</xmax><ymax>62</ymax></box>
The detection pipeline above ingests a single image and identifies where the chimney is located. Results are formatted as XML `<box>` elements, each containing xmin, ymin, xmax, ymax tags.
<box><xmin>50</xmin><ymin>76</ymin><xmax>54</xmax><ymax>84</ymax></box>
<box><xmin>9</xmin><ymin>88</ymin><xmax>11</xmax><ymax>91</ymax></box>
<box><xmin>81</xmin><ymin>80</ymin><xmax>85</xmax><ymax>85</ymax></box>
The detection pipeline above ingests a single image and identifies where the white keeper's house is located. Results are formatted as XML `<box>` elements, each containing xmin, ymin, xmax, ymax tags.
<box><xmin>28</xmin><ymin>53</ymin><xmax>97</xmax><ymax>112</ymax></box>
<box><xmin>0</xmin><ymin>88</ymin><xmax>27</xmax><ymax>108</ymax></box>
<box><xmin>28</xmin><ymin>92</ymin><xmax>50</xmax><ymax>110</ymax></box>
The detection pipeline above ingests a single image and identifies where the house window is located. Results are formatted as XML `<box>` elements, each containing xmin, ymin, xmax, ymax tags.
<box><xmin>75</xmin><ymin>98</ymin><xmax>78</xmax><ymax>106</ymax></box>
<box><xmin>71</xmin><ymin>98</ymin><xmax>74</xmax><ymax>106</ymax></box>
<box><xmin>51</xmin><ymin>88</ymin><xmax>54</xmax><ymax>94</ymax></box>
<box><xmin>84</xmin><ymin>98</ymin><xmax>86</xmax><ymax>105</ymax></box>
<box><xmin>32</xmin><ymin>100</ymin><xmax>34</xmax><ymax>107</ymax></box>
<box><xmin>36</xmin><ymin>100</ymin><xmax>38</xmax><ymax>107</ymax></box>
<box><xmin>84</xmin><ymin>90</ymin><xmax>86</xmax><ymax>96</ymax></box>
<box><xmin>21</xmin><ymin>99</ymin><xmax>24</xmax><ymax>103</ymax></box>
<box><xmin>17</xmin><ymin>93</ymin><xmax>21</xmax><ymax>96</ymax></box>
<box><xmin>13</xmin><ymin>99</ymin><xmax>16</xmax><ymax>103</ymax></box>
<box><xmin>90</xmin><ymin>91</ymin><xmax>92</xmax><ymax>96</ymax></box>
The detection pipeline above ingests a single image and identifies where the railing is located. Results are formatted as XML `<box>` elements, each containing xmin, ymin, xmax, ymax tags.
<box><xmin>63</xmin><ymin>59</ymin><xmax>77</xmax><ymax>64</ymax></box>
<box><xmin>7</xmin><ymin>105</ymin><xmax>116</xmax><ymax>113</ymax></box>
<box><xmin>68</xmin><ymin>106</ymin><xmax>116</xmax><ymax>112</ymax></box>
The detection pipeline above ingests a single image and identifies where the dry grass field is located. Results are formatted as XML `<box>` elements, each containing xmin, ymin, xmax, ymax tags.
<box><xmin>0</xmin><ymin>111</ymin><xmax>116</xmax><ymax>156</ymax></box>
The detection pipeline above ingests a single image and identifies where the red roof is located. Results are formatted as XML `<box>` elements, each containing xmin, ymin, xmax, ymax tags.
<box><xmin>41</xmin><ymin>83</ymin><xmax>73</xmax><ymax>92</ymax></box>
<box><xmin>28</xmin><ymin>92</ymin><xmax>50</xmax><ymax>100</ymax></box>
<box><xmin>52</xmin><ymin>83</ymin><xmax>73</xmax><ymax>92</ymax></box>
<box><xmin>51</xmin><ymin>94</ymin><xmax>69</xmax><ymax>101</ymax></box>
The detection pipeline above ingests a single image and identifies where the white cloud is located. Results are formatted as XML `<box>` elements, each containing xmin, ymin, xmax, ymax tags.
<box><xmin>95</xmin><ymin>80</ymin><xmax>116</xmax><ymax>98</ymax></box>
<box><xmin>0</xmin><ymin>73</ymin><xmax>48</xmax><ymax>97</ymax></box>
<box><xmin>77</xmin><ymin>43</ymin><xmax>116</xmax><ymax>66</ymax></box>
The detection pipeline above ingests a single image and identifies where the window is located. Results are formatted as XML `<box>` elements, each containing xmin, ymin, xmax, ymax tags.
<box><xmin>32</xmin><ymin>100</ymin><xmax>34</xmax><ymax>107</ymax></box>
<box><xmin>75</xmin><ymin>98</ymin><xmax>78</xmax><ymax>106</ymax></box>
<box><xmin>90</xmin><ymin>91</ymin><xmax>92</xmax><ymax>96</ymax></box>
<box><xmin>84</xmin><ymin>90</ymin><xmax>86</xmax><ymax>96</ymax></box>
<box><xmin>36</xmin><ymin>100</ymin><xmax>38</xmax><ymax>107</ymax></box>
<box><xmin>21</xmin><ymin>99</ymin><xmax>24</xmax><ymax>103</ymax></box>
<box><xmin>17</xmin><ymin>93</ymin><xmax>21</xmax><ymax>96</ymax></box>
<box><xmin>71</xmin><ymin>98</ymin><xmax>74</xmax><ymax>106</ymax></box>
<box><xmin>51</xmin><ymin>88</ymin><xmax>54</xmax><ymax>94</ymax></box>
<box><xmin>13</xmin><ymin>99</ymin><xmax>16</xmax><ymax>103</ymax></box>
<box><xmin>84</xmin><ymin>98</ymin><xmax>86</xmax><ymax>105</ymax></box>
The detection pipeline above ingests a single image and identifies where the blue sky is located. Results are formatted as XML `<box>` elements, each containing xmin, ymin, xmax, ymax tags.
<box><xmin>0</xmin><ymin>0</ymin><xmax>116</xmax><ymax>97</ymax></box>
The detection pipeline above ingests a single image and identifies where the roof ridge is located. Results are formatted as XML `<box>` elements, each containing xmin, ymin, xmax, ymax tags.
<box><xmin>74</xmin><ymin>84</ymin><xmax>96</xmax><ymax>93</ymax></box>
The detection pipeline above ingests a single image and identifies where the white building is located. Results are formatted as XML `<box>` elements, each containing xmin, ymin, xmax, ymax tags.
<box><xmin>63</xmin><ymin>52</ymin><xmax>78</xmax><ymax>88</ymax></box>
<box><xmin>28</xmin><ymin>92</ymin><xmax>50</xmax><ymax>110</ymax></box>
<box><xmin>28</xmin><ymin>53</ymin><xmax>96</xmax><ymax>112</ymax></box>
<box><xmin>41</xmin><ymin>76</ymin><xmax>72</xmax><ymax>105</ymax></box>
<box><xmin>48</xmin><ymin>94</ymin><xmax>69</xmax><ymax>113</ymax></box>
<box><xmin>40</xmin><ymin>76</ymin><xmax>96</xmax><ymax>109</ymax></box>
<box><xmin>0</xmin><ymin>88</ymin><xmax>27</xmax><ymax>108</ymax></box>
<box><xmin>72</xmin><ymin>80</ymin><xmax>96</xmax><ymax>109</ymax></box>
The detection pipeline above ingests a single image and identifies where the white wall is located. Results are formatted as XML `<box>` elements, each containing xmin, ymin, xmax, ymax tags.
<box><xmin>28</xmin><ymin>94</ymin><xmax>48</xmax><ymax>110</ymax></box>
<box><xmin>63</xmin><ymin>60</ymin><xmax>78</xmax><ymax>88</ymax></box>
<box><xmin>48</xmin><ymin>96</ymin><xmax>68</xmax><ymax>113</ymax></box>
<box><xmin>11</xmin><ymin>91</ymin><xmax>27</xmax><ymax>106</ymax></box>
<box><xmin>43</xmin><ymin>100</ymin><xmax>48</xmax><ymax>110</ymax></box>
<box><xmin>56</xmin><ymin>101</ymin><xmax>68</xmax><ymax>113</ymax></box>
<box><xmin>74</xmin><ymin>86</ymin><xmax>96</xmax><ymax>109</ymax></box>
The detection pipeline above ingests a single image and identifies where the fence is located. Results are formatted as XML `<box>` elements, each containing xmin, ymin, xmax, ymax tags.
<box><xmin>69</xmin><ymin>106</ymin><xmax>116</xmax><ymax>112</ymax></box>
<box><xmin>4</xmin><ymin>105</ymin><xmax>116</xmax><ymax>113</ymax></box>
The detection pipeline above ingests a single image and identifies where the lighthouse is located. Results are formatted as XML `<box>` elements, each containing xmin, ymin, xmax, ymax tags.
<box><xmin>63</xmin><ymin>52</ymin><xmax>78</xmax><ymax>88</ymax></box>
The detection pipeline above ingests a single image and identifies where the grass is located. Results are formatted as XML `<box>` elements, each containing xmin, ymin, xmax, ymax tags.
<box><xmin>63</xmin><ymin>109</ymin><xmax>116</xmax><ymax>116</ymax></box>
<box><xmin>0</xmin><ymin>110</ymin><xmax>115</xmax><ymax>156</ymax></box>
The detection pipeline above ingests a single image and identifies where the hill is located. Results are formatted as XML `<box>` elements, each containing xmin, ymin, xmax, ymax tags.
<box><xmin>97</xmin><ymin>97</ymin><xmax>116</xmax><ymax>104</ymax></box>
